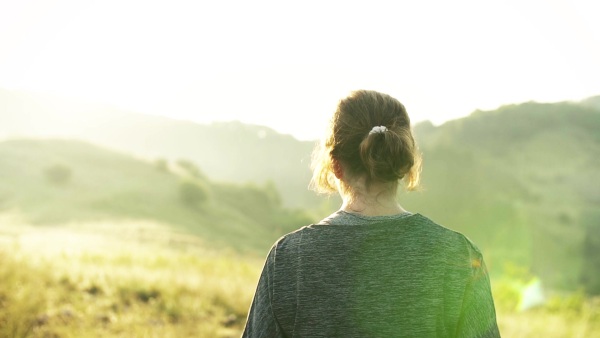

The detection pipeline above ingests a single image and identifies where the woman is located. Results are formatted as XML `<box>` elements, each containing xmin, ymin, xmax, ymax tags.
<box><xmin>243</xmin><ymin>90</ymin><xmax>500</xmax><ymax>337</ymax></box>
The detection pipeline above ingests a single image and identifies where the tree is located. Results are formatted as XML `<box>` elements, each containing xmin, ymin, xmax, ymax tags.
<box><xmin>263</xmin><ymin>180</ymin><xmax>282</xmax><ymax>208</ymax></box>
<box><xmin>154</xmin><ymin>158</ymin><xmax>169</xmax><ymax>173</ymax></box>
<box><xmin>580</xmin><ymin>209</ymin><xmax>600</xmax><ymax>295</ymax></box>
<box><xmin>44</xmin><ymin>164</ymin><xmax>72</xmax><ymax>185</ymax></box>
<box><xmin>179</xmin><ymin>179</ymin><xmax>210</xmax><ymax>208</ymax></box>
<box><xmin>176</xmin><ymin>159</ymin><xmax>207</xmax><ymax>180</ymax></box>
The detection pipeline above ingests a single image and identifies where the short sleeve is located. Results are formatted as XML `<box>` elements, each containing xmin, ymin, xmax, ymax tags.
<box><xmin>242</xmin><ymin>245</ymin><xmax>285</xmax><ymax>338</ymax></box>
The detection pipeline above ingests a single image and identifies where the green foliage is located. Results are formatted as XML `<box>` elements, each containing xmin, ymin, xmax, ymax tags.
<box><xmin>263</xmin><ymin>180</ymin><xmax>282</xmax><ymax>208</ymax></box>
<box><xmin>179</xmin><ymin>179</ymin><xmax>210</xmax><ymax>207</ymax></box>
<box><xmin>405</xmin><ymin>100</ymin><xmax>600</xmax><ymax>292</ymax></box>
<box><xmin>545</xmin><ymin>290</ymin><xmax>586</xmax><ymax>314</ymax></box>
<box><xmin>176</xmin><ymin>159</ymin><xmax>207</xmax><ymax>180</ymax></box>
<box><xmin>44</xmin><ymin>163</ymin><xmax>72</xmax><ymax>185</ymax></box>
<box><xmin>211</xmin><ymin>181</ymin><xmax>312</xmax><ymax>235</ymax></box>
<box><xmin>0</xmin><ymin>255</ymin><xmax>47</xmax><ymax>337</ymax></box>
<box><xmin>213</xmin><ymin>183</ymin><xmax>274</xmax><ymax>217</ymax></box>
<box><xmin>2</xmin><ymin>92</ymin><xmax>600</xmax><ymax>293</ymax></box>
<box><xmin>580</xmin><ymin>209</ymin><xmax>600</xmax><ymax>295</ymax></box>
<box><xmin>154</xmin><ymin>158</ymin><xmax>170</xmax><ymax>173</ymax></box>
<box><xmin>580</xmin><ymin>95</ymin><xmax>600</xmax><ymax>111</ymax></box>
<box><xmin>0</xmin><ymin>89</ymin><xmax>318</xmax><ymax>208</ymax></box>
<box><xmin>0</xmin><ymin>139</ymin><xmax>317</xmax><ymax>254</ymax></box>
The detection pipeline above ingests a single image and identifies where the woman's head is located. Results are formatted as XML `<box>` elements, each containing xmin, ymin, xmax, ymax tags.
<box><xmin>311</xmin><ymin>90</ymin><xmax>421</xmax><ymax>196</ymax></box>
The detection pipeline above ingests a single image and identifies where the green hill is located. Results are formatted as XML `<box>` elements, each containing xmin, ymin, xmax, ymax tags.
<box><xmin>407</xmin><ymin>101</ymin><xmax>600</xmax><ymax>290</ymax></box>
<box><xmin>2</xmin><ymin>89</ymin><xmax>600</xmax><ymax>292</ymax></box>
<box><xmin>581</xmin><ymin>95</ymin><xmax>600</xmax><ymax>111</ymax></box>
<box><xmin>0</xmin><ymin>138</ymin><xmax>312</xmax><ymax>254</ymax></box>
<box><xmin>0</xmin><ymin>89</ymin><xmax>318</xmax><ymax>209</ymax></box>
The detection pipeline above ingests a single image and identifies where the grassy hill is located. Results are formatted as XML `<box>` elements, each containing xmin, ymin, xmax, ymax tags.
<box><xmin>581</xmin><ymin>95</ymin><xmax>600</xmax><ymax>111</ymax></box>
<box><xmin>0</xmin><ymin>89</ymin><xmax>318</xmax><ymax>209</ymax></box>
<box><xmin>407</xmin><ymin>101</ymin><xmax>600</xmax><ymax>290</ymax></box>
<box><xmin>0</xmin><ymin>138</ymin><xmax>313</xmax><ymax>254</ymax></box>
<box><xmin>2</xmin><ymin>89</ymin><xmax>600</xmax><ymax>291</ymax></box>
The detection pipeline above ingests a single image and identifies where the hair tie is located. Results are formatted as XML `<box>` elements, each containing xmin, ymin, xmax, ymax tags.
<box><xmin>369</xmin><ymin>126</ymin><xmax>388</xmax><ymax>135</ymax></box>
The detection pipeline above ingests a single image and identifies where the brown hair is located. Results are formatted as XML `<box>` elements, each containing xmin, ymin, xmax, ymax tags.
<box><xmin>310</xmin><ymin>90</ymin><xmax>421</xmax><ymax>194</ymax></box>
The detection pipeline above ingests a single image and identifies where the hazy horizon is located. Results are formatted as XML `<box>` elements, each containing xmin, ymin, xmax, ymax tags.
<box><xmin>1</xmin><ymin>0</ymin><xmax>599</xmax><ymax>140</ymax></box>
<box><xmin>2</xmin><ymin>86</ymin><xmax>597</xmax><ymax>142</ymax></box>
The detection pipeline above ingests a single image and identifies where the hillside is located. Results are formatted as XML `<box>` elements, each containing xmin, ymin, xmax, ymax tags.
<box><xmin>0</xmin><ymin>138</ymin><xmax>312</xmax><ymax>254</ymax></box>
<box><xmin>407</xmin><ymin>101</ymin><xmax>600</xmax><ymax>290</ymax></box>
<box><xmin>0</xmin><ymin>89</ymin><xmax>317</xmax><ymax>208</ymax></box>
<box><xmin>2</xmin><ymin>89</ymin><xmax>600</xmax><ymax>291</ymax></box>
<box><xmin>581</xmin><ymin>95</ymin><xmax>600</xmax><ymax>111</ymax></box>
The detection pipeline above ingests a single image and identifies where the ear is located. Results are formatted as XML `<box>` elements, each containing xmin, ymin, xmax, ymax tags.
<box><xmin>333</xmin><ymin>159</ymin><xmax>344</xmax><ymax>180</ymax></box>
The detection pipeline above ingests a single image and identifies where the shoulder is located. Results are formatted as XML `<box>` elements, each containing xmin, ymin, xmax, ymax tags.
<box><xmin>264</xmin><ymin>223</ymin><xmax>333</xmax><ymax>265</ymax></box>
<box><xmin>409</xmin><ymin>214</ymin><xmax>484</xmax><ymax>261</ymax></box>
<box><xmin>415</xmin><ymin>213</ymin><xmax>479</xmax><ymax>241</ymax></box>
<box><xmin>410</xmin><ymin>213</ymin><xmax>460</xmax><ymax>236</ymax></box>
<box><xmin>267</xmin><ymin>214</ymin><xmax>483</xmax><ymax>261</ymax></box>
<box><xmin>262</xmin><ymin>226</ymin><xmax>308</xmax><ymax>263</ymax></box>
<box><xmin>269</xmin><ymin>225</ymin><xmax>310</xmax><ymax>254</ymax></box>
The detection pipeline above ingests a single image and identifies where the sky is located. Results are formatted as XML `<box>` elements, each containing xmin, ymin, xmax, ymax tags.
<box><xmin>1</xmin><ymin>0</ymin><xmax>599</xmax><ymax>140</ymax></box>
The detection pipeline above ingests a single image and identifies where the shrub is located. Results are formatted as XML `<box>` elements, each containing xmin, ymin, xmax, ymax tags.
<box><xmin>581</xmin><ymin>210</ymin><xmax>600</xmax><ymax>295</ymax></box>
<box><xmin>154</xmin><ymin>158</ymin><xmax>170</xmax><ymax>173</ymax></box>
<box><xmin>44</xmin><ymin>164</ymin><xmax>72</xmax><ymax>185</ymax></box>
<box><xmin>179</xmin><ymin>180</ymin><xmax>210</xmax><ymax>207</ymax></box>
<box><xmin>176</xmin><ymin>159</ymin><xmax>207</xmax><ymax>180</ymax></box>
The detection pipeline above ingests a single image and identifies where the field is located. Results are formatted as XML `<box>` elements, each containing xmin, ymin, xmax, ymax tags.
<box><xmin>1</xmin><ymin>215</ymin><xmax>599</xmax><ymax>338</ymax></box>
<box><xmin>0</xmin><ymin>215</ymin><xmax>260</xmax><ymax>338</ymax></box>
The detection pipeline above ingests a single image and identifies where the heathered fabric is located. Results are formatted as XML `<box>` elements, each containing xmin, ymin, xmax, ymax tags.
<box><xmin>242</xmin><ymin>212</ymin><xmax>500</xmax><ymax>338</ymax></box>
<box><xmin>319</xmin><ymin>210</ymin><xmax>414</xmax><ymax>226</ymax></box>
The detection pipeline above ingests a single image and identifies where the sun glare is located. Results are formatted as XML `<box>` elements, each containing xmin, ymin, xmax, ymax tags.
<box><xmin>0</xmin><ymin>0</ymin><xmax>599</xmax><ymax>140</ymax></box>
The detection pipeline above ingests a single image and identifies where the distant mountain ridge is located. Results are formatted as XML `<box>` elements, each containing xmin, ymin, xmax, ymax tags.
<box><xmin>580</xmin><ymin>94</ymin><xmax>600</xmax><ymax>111</ymax></box>
<box><xmin>0</xmin><ymin>138</ymin><xmax>312</xmax><ymax>254</ymax></box>
<box><xmin>0</xmin><ymin>89</ymin><xmax>317</xmax><ymax>208</ymax></box>
<box><xmin>406</xmin><ymin>100</ymin><xmax>600</xmax><ymax>290</ymax></box>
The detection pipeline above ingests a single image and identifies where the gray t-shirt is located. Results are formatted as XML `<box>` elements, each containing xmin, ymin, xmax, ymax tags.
<box><xmin>243</xmin><ymin>212</ymin><xmax>500</xmax><ymax>337</ymax></box>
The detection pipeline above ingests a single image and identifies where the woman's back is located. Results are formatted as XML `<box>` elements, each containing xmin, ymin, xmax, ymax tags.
<box><xmin>242</xmin><ymin>90</ymin><xmax>499</xmax><ymax>337</ymax></box>
<box><xmin>243</xmin><ymin>213</ymin><xmax>499</xmax><ymax>337</ymax></box>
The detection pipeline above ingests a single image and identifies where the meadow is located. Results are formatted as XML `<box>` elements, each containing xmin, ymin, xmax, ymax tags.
<box><xmin>0</xmin><ymin>216</ymin><xmax>260</xmax><ymax>338</ymax></box>
<box><xmin>1</xmin><ymin>215</ymin><xmax>599</xmax><ymax>338</ymax></box>
<box><xmin>1</xmin><ymin>94</ymin><xmax>600</xmax><ymax>337</ymax></box>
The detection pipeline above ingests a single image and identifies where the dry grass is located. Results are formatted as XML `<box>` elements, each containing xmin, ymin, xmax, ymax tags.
<box><xmin>0</xmin><ymin>216</ymin><xmax>260</xmax><ymax>338</ymax></box>
<box><xmin>1</xmin><ymin>215</ymin><xmax>599</xmax><ymax>337</ymax></box>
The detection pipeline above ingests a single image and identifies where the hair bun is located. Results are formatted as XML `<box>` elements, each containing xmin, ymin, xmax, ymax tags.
<box><xmin>310</xmin><ymin>90</ymin><xmax>421</xmax><ymax>194</ymax></box>
<box><xmin>359</xmin><ymin>126</ymin><xmax>415</xmax><ymax>183</ymax></box>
